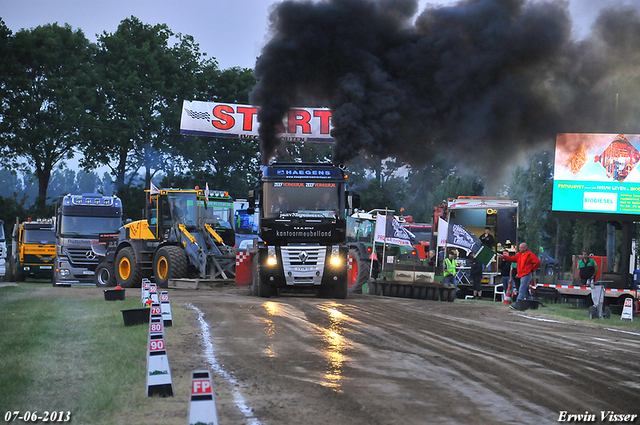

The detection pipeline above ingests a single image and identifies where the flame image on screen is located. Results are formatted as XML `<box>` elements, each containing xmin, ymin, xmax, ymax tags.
<box><xmin>594</xmin><ymin>135</ymin><xmax>640</xmax><ymax>182</ymax></box>
<box><xmin>565</xmin><ymin>143</ymin><xmax>588</xmax><ymax>174</ymax></box>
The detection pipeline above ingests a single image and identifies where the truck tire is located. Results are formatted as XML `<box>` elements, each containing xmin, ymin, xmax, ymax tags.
<box><xmin>348</xmin><ymin>248</ymin><xmax>370</xmax><ymax>294</ymax></box>
<box><xmin>154</xmin><ymin>246</ymin><xmax>188</xmax><ymax>288</ymax></box>
<box><xmin>426</xmin><ymin>287</ymin><xmax>434</xmax><ymax>300</ymax></box>
<box><xmin>252</xmin><ymin>253</ymin><xmax>272</xmax><ymax>298</ymax></box>
<box><xmin>94</xmin><ymin>262</ymin><xmax>116</xmax><ymax>287</ymax></box>
<box><xmin>115</xmin><ymin>247</ymin><xmax>142</xmax><ymax>288</ymax></box>
<box><xmin>448</xmin><ymin>288</ymin><xmax>456</xmax><ymax>302</ymax></box>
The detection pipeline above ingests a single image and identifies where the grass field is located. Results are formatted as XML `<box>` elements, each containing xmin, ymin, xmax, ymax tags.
<box><xmin>519</xmin><ymin>299</ymin><xmax>640</xmax><ymax>331</ymax></box>
<box><xmin>0</xmin><ymin>283</ymin><xmax>193</xmax><ymax>425</ymax></box>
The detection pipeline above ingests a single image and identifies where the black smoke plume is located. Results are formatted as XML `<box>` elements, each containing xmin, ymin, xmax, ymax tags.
<box><xmin>250</xmin><ymin>0</ymin><xmax>640</xmax><ymax>168</ymax></box>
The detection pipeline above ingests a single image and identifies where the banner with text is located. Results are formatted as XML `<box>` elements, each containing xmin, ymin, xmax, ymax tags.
<box><xmin>447</xmin><ymin>220</ymin><xmax>483</xmax><ymax>255</ymax></box>
<box><xmin>180</xmin><ymin>100</ymin><xmax>334</xmax><ymax>142</ymax></box>
<box><xmin>374</xmin><ymin>215</ymin><xmax>415</xmax><ymax>247</ymax></box>
<box><xmin>553</xmin><ymin>133</ymin><xmax>640</xmax><ymax>216</ymax></box>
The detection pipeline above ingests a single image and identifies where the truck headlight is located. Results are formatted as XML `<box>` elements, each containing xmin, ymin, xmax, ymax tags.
<box><xmin>266</xmin><ymin>246</ymin><xmax>277</xmax><ymax>266</ymax></box>
<box><xmin>330</xmin><ymin>246</ymin><xmax>341</xmax><ymax>266</ymax></box>
<box><xmin>59</xmin><ymin>269</ymin><xmax>70</xmax><ymax>277</ymax></box>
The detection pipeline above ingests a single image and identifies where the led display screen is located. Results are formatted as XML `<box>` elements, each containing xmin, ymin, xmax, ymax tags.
<box><xmin>553</xmin><ymin>133</ymin><xmax>640</xmax><ymax>216</ymax></box>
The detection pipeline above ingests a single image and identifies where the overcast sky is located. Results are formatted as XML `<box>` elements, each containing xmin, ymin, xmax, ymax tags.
<box><xmin>2</xmin><ymin>0</ymin><xmax>636</xmax><ymax>71</ymax></box>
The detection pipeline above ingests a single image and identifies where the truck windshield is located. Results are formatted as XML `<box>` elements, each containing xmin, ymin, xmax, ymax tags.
<box><xmin>60</xmin><ymin>216</ymin><xmax>122</xmax><ymax>237</ymax></box>
<box><xmin>264</xmin><ymin>182</ymin><xmax>341</xmax><ymax>219</ymax></box>
<box><xmin>199</xmin><ymin>200</ymin><xmax>233</xmax><ymax>229</ymax></box>
<box><xmin>24</xmin><ymin>229</ymin><xmax>56</xmax><ymax>244</ymax></box>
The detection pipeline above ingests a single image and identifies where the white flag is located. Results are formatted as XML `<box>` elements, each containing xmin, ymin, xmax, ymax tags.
<box><xmin>437</xmin><ymin>218</ymin><xmax>448</xmax><ymax>248</ymax></box>
<box><xmin>150</xmin><ymin>182</ymin><xmax>160</xmax><ymax>195</ymax></box>
<box><xmin>204</xmin><ymin>182</ymin><xmax>210</xmax><ymax>199</ymax></box>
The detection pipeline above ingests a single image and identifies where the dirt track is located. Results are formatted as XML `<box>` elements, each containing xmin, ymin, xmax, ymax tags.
<box><xmin>164</xmin><ymin>286</ymin><xmax>640</xmax><ymax>425</ymax></box>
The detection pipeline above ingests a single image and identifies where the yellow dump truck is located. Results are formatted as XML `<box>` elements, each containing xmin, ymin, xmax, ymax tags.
<box><xmin>9</xmin><ymin>219</ymin><xmax>56</xmax><ymax>281</ymax></box>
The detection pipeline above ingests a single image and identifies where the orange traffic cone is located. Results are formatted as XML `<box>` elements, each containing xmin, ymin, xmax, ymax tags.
<box><xmin>503</xmin><ymin>286</ymin><xmax>512</xmax><ymax>305</ymax></box>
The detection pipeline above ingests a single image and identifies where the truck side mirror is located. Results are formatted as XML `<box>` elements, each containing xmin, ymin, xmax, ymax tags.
<box><xmin>346</xmin><ymin>192</ymin><xmax>360</xmax><ymax>214</ymax></box>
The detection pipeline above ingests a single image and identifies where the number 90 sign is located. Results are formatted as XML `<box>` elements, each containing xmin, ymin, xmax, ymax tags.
<box><xmin>150</xmin><ymin>339</ymin><xmax>165</xmax><ymax>352</ymax></box>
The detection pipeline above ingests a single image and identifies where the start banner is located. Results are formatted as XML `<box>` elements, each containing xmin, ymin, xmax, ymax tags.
<box><xmin>180</xmin><ymin>100</ymin><xmax>334</xmax><ymax>142</ymax></box>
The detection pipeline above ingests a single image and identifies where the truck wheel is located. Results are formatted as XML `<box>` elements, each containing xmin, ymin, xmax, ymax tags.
<box><xmin>252</xmin><ymin>254</ymin><xmax>272</xmax><ymax>298</ymax></box>
<box><xmin>426</xmin><ymin>287</ymin><xmax>434</xmax><ymax>300</ymax></box>
<box><xmin>418</xmin><ymin>286</ymin><xmax>427</xmax><ymax>300</ymax></box>
<box><xmin>115</xmin><ymin>247</ymin><xmax>142</xmax><ymax>288</ymax></box>
<box><xmin>154</xmin><ymin>246</ymin><xmax>188</xmax><ymax>288</ymax></box>
<box><xmin>94</xmin><ymin>262</ymin><xmax>116</xmax><ymax>287</ymax></box>
<box><xmin>448</xmin><ymin>288</ymin><xmax>456</xmax><ymax>302</ymax></box>
<box><xmin>348</xmin><ymin>248</ymin><xmax>370</xmax><ymax>294</ymax></box>
<box><xmin>440</xmin><ymin>288</ymin><xmax>449</xmax><ymax>302</ymax></box>
<box><xmin>432</xmin><ymin>288</ymin><xmax>440</xmax><ymax>301</ymax></box>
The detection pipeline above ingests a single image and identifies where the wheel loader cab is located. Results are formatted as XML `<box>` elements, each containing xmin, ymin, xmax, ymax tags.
<box><xmin>147</xmin><ymin>190</ymin><xmax>199</xmax><ymax>238</ymax></box>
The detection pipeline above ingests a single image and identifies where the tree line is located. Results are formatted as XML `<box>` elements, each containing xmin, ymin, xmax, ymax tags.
<box><xmin>0</xmin><ymin>16</ymin><xmax>617</xmax><ymax>274</ymax></box>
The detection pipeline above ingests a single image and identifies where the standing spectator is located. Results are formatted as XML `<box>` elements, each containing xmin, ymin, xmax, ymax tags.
<box><xmin>499</xmin><ymin>250</ymin><xmax>512</xmax><ymax>300</ymax></box>
<box><xmin>469</xmin><ymin>253</ymin><xmax>483</xmax><ymax>299</ymax></box>
<box><xmin>500</xmin><ymin>243</ymin><xmax>540</xmax><ymax>310</ymax></box>
<box><xmin>480</xmin><ymin>228</ymin><xmax>495</xmax><ymax>271</ymax></box>
<box><xmin>578</xmin><ymin>251</ymin><xmax>598</xmax><ymax>286</ymax></box>
<box><xmin>509</xmin><ymin>258</ymin><xmax>519</xmax><ymax>298</ymax></box>
<box><xmin>443</xmin><ymin>250</ymin><xmax>457</xmax><ymax>289</ymax></box>
<box><xmin>479</xmin><ymin>227</ymin><xmax>495</xmax><ymax>249</ymax></box>
<box><xmin>427</xmin><ymin>250</ymin><xmax>436</xmax><ymax>269</ymax></box>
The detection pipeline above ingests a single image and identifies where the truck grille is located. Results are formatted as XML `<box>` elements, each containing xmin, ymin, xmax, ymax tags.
<box><xmin>281</xmin><ymin>246</ymin><xmax>326</xmax><ymax>285</ymax></box>
<box><xmin>65</xmin><ymin>248</ymin><xmax>99</xmax><ymax>266</ymax></box>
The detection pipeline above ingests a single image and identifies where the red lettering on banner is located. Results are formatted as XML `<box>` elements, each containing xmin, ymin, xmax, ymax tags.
<box><xmin>288</xmin><ymin>110</ymin><xmax>312</xmax><ymax>134</ymax></box>
<box><xmin>212</xmin><ymin>105</ymin><xmax>235</xmax><ymax>130</ymax></box>
<box><xmin>192</xmin><ymin>379</ymin><xmax>212</xmax><ymax>394</ymax></box>
<box><xmin>237</xmin><ymin>106</ymin><xmax>258</xmax><ymax>131</ymax></box>
<box><xmin>313</xmin><ymin>110</ymin><xmax>331</xmax><ymax>134</ymax></box>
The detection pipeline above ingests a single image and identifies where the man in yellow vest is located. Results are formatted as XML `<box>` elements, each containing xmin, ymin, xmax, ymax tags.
<box><xmin>444</xmin><ymin>250</ymin><xmax>457</xmax><ymax>289</ymax></box>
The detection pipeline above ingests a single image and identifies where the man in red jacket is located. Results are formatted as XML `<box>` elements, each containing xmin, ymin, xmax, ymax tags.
<box><xmin>500</xmin><ymin>242</ymin><xmax>540</xmax><ymax>310</ymax></box>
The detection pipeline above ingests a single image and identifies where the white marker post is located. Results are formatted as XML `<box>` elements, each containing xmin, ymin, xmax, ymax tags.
<box><xmin>149</xmin><ymin>283</ymin><xmax>159</xmax><ymax>304</ymax></box>
<box><xmin>621</xmin><ymin>297</ymin><xmax>634</xmax><ymax>321</ymax></box>
<box><xmin>150</xmin><ymin>303</ymin><xmax>162</xmax><ymax>321</ymax></box>
<box><xmin>142</xmin><ymin>279</ymin><xmax>151</xmax><ymax>306</ymax></box>
<box><xmin>188</xmin><ymin>370</ymin><xmax>219</xmax><ymax>425</ymax></box>
<box><xmin>146</xmin><ymin>306</ymin><xmax>173</xmax><ymax>397</ymax></box>
<box><xmin>160</xmin><ymin>291</ymin><xmax>173</xmax><ymax>327</ymax></box>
